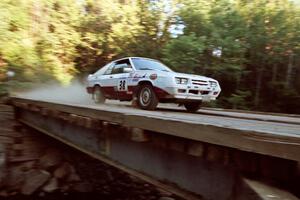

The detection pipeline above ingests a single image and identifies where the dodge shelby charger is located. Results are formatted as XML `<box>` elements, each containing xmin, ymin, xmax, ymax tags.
<box><xmin>86</xmin><ymin>57</ymin><xmax>221</xmax><ymax>112</ymax></box>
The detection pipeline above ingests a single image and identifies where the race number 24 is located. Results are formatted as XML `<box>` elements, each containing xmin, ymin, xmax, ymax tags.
<box><xmin>118</xmin><ymin>80</ymin><xmax>127</xmax><ymax>91</ymax></box>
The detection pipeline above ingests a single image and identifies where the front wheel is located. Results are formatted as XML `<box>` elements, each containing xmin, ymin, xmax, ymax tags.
<box><xmin>137</xmin><ymin>84</ymin><xmax>158</xmax><ymax>110</ymax></box>
<box><xmin>184</xmin><ymin>102</ymin><xmax>202</xmax><ymax>112</ymax></box>
<box><xmin>93</xmin><ymin>86</ymin><xmax>105</xmax><ymax>104</ymax></box>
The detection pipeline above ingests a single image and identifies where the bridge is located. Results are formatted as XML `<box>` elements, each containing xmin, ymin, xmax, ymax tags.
<box><xmin>9</xmin><ymin>96</ymin><xmax>300</xmax><ymax>200</ymax></box>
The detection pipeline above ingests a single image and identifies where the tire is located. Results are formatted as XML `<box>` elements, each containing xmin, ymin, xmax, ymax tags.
<box><xmin>184</xmin><ymin>102</ymin><xmax>202</xmax><ymax>112</ymax></box>
<box><xmin>93</xmin><ymin>86</ymin><xmax>105</xmax><ymax>104</ymax></box>
<box><xmin>137</xmin><ymin>84</ymin><xmax>158</xmax><ymax>110</ymax></box>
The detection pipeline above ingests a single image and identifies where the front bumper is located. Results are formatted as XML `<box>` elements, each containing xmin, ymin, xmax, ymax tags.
<box><xmin>162</xmin><ymin>85</ymin><xmax>221</xmax><ymax>102</ymax></box>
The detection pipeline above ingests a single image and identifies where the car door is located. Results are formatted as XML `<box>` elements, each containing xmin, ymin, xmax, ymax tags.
<box><xmin>98</xmin><ymin>63</ymin><xmax>118</xmax><ymax>99</ymax></box>
<box><xmin>110</xmin><ymin>60</ymin><xmax>133</xmax><ymax>100</ymax></box>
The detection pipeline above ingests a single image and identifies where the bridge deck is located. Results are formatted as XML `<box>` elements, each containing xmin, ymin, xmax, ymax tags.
<box><xmin>11</xmin><ymin>97</ymin><xmax>300</xmax><ymax>162</ymax></box>
<box><xmin>10</xmin><ymin>96</ymin><xmax>300</xmax><ymax>200</ymax></box>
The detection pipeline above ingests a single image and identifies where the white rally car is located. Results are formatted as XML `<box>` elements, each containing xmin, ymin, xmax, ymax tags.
<box><xmin>86</xmin><ymin>57</ymin><xmax>221</xmax><ymax>112</ymax></box>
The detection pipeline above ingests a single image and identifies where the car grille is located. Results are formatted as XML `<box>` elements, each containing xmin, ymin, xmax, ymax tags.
<box><xmin>200</xmin><ymin>91</ymin><xmax>210</xmax><ymax>95</ymax></box>
<box><xmin>188</xmin><ymin>90</ymin><xmax>210</xmax><ymax>95</ymax></box>
<box><xmin>192</xmin><ymin>79</ymin><xmax>208</xmax><ymax>86</ymax></box>
<box><xmin>189</xmin><ymin>90</ymin><xmax>198</xmax><ymax>95</ymax></box>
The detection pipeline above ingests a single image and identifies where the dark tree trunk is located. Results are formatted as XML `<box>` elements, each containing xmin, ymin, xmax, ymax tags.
<box><xmin>286</xmin><ymin>54</ymin><xmax>294</xmax><ymax>88</ymax></box>
<box><xmin>272</xmin><ymin>63</ymin><xmax>278</xmax><ymax>83</ymax></box>
<box><xmin>254</xmin><ymin>67</ymin><xmax>264</xmax><ymax>108</ymax></box>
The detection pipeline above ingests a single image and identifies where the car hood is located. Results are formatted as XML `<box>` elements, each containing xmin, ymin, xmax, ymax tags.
<box><xmin>172</xmin><ymin>72</ymin><xmax>212</xmax><ymax>81</ymax></box>
<box><xmin>135</xmin><ymin>70</ymin><xmax>217</xmax><ymax>82</ymax></box>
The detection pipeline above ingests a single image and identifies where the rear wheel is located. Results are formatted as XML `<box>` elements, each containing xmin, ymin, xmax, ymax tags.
<box><xmin>93</xmin><ymin>86</ymin><xmax>105</xmax><ymax>104</ymax></box>
<box><xmin>184</xmin><ymin>102</ymin><xmax>202</xmax><ymax>112</ymax></box>
<box><xmin>137</xmin><ymin>84</ymin><xmax>158</xmax><ymax>110</ymax></box>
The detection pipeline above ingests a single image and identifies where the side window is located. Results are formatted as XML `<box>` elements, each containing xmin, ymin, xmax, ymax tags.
<box><xmin>103</xmin><ymin>64</ymin><xmax>114</xmax><ymax>75</ymax></box>
<box><xmin>111</xmin><ymin>63</ymin><xmax>128</xmax><ymax>74</ymax></box>
<box><xmin>111</xmin><ymin>59</ymin><xmax>132</xmax><ymax>74</ymax></box>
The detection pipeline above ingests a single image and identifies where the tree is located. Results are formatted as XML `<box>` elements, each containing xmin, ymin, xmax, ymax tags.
<box><xmin>162</xmin><ymin>34</ymin><xmax>206</xmax><ymax>73</ymax></box>
<box><xmin>0</xmin><ymin>0</ymin><xmax>299</xmax><ymax>113</ymax></box>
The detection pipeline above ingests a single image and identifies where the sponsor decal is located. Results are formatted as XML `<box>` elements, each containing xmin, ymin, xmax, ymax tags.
<box><xmin>129</xmin><ymin>72</ymin><xmax>134</xmax><ymax>78</ymax></box>
<box><xmin>132</xmin><ymin>73</ymin><xmax>147</xmax><ymax>82</ymax></box>
<box><xmin>149</xmin><ymin>73</ymin><xmax>157</xmax><ymax>80</ymax></box>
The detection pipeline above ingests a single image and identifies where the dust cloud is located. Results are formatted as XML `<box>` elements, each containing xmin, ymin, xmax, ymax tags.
<box><xmin>15</xmin><ymin>80</ymin><xmax>95</xmax><ymax>105</ymax></box>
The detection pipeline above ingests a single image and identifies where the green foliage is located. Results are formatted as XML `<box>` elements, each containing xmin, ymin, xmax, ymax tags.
<box><xmin>162</xmin><ymin>34</ymin><xmax>206</xmax><ymax>73</ymax></box>
<box><xmin>227</xmin><ymin>90</ymin><xmax>251</xmax><ymax>110</ymax></box>
<box><xmin>0</xmin><ymin>0</ymin><xmax>299</xmax><ymax>113</ymax></box>
<box><xmin>171</xmin><ymin>0</ymin><xmax>300</xmax><ymax>112</ymax></box>
<box><xmin>0</xmin><ymin>0</ymin><xmax>81</xmax><ymax>85</ymax></box>
<box><xmin>0</xmin><ymin>83</ymin><xmax>8</xmax><ymax>97</ymax></box>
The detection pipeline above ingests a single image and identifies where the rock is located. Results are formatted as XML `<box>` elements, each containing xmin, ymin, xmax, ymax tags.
<box><xmin>72</xmin><ymin>182</ymin><xmax>93</xmax><ymax>193</ymax></box>
<box><xmin>39</xmin><ymin>149</ymin><xmax>62</xmax><ymax>169</ymax></box>
<box><xmin>158</xmin><ymin>197</ymin><xmax>175</xmax><ymax>200</ymax></box>
<box><xmin>157</xmin><ymin>188</ymin><xmax>172</xmax><ymax>197</ymax></box>
<box><xmin>38</xmin><ymin>192</ymin><xmax>45</xmax><ymax>197</ymax></box>
<box><xmin>9</xmin><ymin>142</ymin><xmax>42</xmax><ymax>162</ymax></box>
<box><xmin>0</xmin><ymin>144</ymin><xmax>6</xmax><ymax>186</ymax></box>
<box><xmin>1</xmin><ymin>96</ymin><xmax>11</xmax><ymax>105</ymax></box>
<box><xmin>65</xmin><ymin>164</ymin><xmax>81</xmax><ymax>182</ymax></box>
<box><xmin>60</xmin><ymin>185</ymin><xmax>70</xmax><ymax>192</ymax></box>
<box><xmin>9</xmin><ymin>153</ymin><xmax>40</xmax><ymax>162</ymax></box>
<box><xmin>106</xmin><ymin>171</ymin><xmax>114</xmax><ymax>181</ymax></box>
<box><xmin>19</xmin><ymin>161</ymin><xmax>36</xmax><ymax>171</ymax></box>
<box><xmin>67</xmin><ymin>172</ymin><xmax>81</xmax><ymax>182</ymax></box>
<box><xmin>54</xmin><ymin>162</ymin><xmax>71</xmax><ymax>179</ymax></box>
<box><xmin>6</xmin><ymin>165</ymin><xmax>27</xmax><ymax>190</ymax></box>
<box><xmin>8</xmin><ymin>191</ymin><xmax>17</xmax><ymax>196</ymax></box>
<box><xmin>42</xmin><ymin>177</ymin><xmax>58</xmax><ymax>193</ymax></box>
<box><xmin>0</xmin><ymin>136</ymin><xmax>14</xmax><ymax>144</ymax></box>
<box><xmin>21</xmin><ymin>170</ymin><xmax>51</xmax><ymax>195</ymax></box>
<box><xmin>69</xmin><ymin>164</ymin><xmax>76</xmax><ymax>173</ymax></box>
<box><xmin>0</xmin><ymin>190</ymin><xmax>8</xmax><ymax>197</ymax></box>
<box><xmin>148</xmin><ymin>196</ymin><xmax>157</xmax><ymax>200</ymax></box>
<box><xmin>129</xmin><ymin>175</ymin><xmax>143</xmax><ymax>183</ymax></box>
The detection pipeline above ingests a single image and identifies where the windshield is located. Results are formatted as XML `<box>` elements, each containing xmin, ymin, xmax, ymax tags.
<box><xmin>131</xmin><ymin>58</ymin><xmax>173</xmax><ymax>72</ymax></box>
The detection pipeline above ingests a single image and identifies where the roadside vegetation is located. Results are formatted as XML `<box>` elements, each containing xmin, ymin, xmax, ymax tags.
<box><xmin>0</xmin><ymin>0</ymin><xmax>299</xmax><ymax>113</ymax></box>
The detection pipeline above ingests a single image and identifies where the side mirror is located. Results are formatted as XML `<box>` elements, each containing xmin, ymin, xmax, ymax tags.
<box><xmin>123</xmin><ymin>67</ymin><xmax>133</xmax><ymax>73</ymax></box>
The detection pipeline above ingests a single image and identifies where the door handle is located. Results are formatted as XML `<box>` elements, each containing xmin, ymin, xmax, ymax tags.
<box><xmin>109</xmin><ymin>76</ymin><xmax>113</xmax><ymax>78</ymax></box>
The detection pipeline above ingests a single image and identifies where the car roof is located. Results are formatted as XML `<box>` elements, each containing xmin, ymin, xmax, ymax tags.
<box><xmin>113</xmin><ymin>57</ymin><xmax>160</xmax><ymax>63</ymax></box>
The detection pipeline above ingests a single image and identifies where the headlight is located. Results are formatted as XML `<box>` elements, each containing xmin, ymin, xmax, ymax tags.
<box><xmin>209</xmin><ymin>81</ymin><xmax>217</xmax><ymax>87</ymax></box>
<box><xmin>175</xmin><ymin>77</ymin><xmax>188</xmax><ymax>84</ymax></box>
